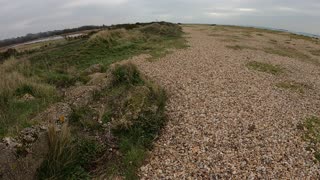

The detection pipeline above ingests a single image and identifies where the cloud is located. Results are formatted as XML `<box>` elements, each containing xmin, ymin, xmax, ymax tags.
<box><xmin>62</xmin><ymin>0</ymin><xmax>128</xmax><ymax>8</ymax></box>
<box><xmin>1</xmin><ymin>0</ymin><xmax>320</xmax><ymax>39</ymax></box>
<box><xmin>237</xmin><ymin>8</ymin><xmax>257</xmax><ymax>12</ymax></box>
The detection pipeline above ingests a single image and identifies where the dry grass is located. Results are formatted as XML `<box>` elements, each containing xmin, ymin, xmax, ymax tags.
<box><xmin>89</xmin><ymin>29</ymin><xmax>143</xmax><ymax>48</ymax></box>
<box><xmin>0</xmin><ymin>57</ymin><xmax>56</xmax><ymax>97</ymax></box>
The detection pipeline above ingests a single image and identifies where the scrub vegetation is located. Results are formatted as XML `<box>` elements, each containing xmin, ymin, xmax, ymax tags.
<box><xmin>0</xmin><ymin>22</ymin><xmax>184</xmax><ymax>179</ymax></box>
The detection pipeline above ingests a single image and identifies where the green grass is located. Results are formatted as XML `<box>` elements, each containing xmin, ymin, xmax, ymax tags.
<box><xmin>300</xmin><ymin>116</ymin><xmax>320</xmax><ymax>161</ymax></box>
<box><xmin>246</xmin><ymin>61</ymin><xmax>284</xmax><ymax>75</ymax></box>
<box><xmin>26</xmin><ymin>26</ymin><xmax>186</xmax><ymax>87</ymax></box>
<box><xmin>276</xmin><ymin>81</ymin><xmax>310</xmax><ymax>93</ymax></box>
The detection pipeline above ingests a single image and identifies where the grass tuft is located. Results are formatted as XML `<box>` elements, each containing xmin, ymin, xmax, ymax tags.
<box><xmin>246</xmin><ymin>61</ymin><xmax>284</xmax><ymax>75</ymax></box>
<box><xmin>111</xmin><ymin>63</ymin><xmax>144</xmax><ymax>86</ymax></box>
<box><xmin>37</xmin><ymin>124</ymin><xmax>77</xmax><ymax>179</ymax></box>
<box><xmin>38</xmin><ymin>124</ymin><xmax>103</xmax><ymax>179</ymax></box>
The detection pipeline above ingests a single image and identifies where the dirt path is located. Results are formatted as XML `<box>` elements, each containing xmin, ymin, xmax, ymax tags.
<box><xmin>133</xmin><ymin>26</ymin><xmax>320</xmax><ymax>179</ymax></box>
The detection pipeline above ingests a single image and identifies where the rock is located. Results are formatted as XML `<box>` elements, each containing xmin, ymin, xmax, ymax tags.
<box><xmin>65</xmin><ymin>85</ymin><xmax>100</xmax><ymax>108</ymax></box>
<box><xmin>33</xmin><ymin>102</ymin><xmax>72</xmax><ymax>123</ymax></box>
<box><xmin>248</xmin><ymin>124</ymin><xmax>256</xmax><ymax>132</ymax></box>
<box><xmin>3</xmin><ymin>137</ymin><xmax>21</xmax><ymax>148</ymax></box>
<box><xmin>21</xmin><ymin>93</ymin><xmax>35</xmax><ymax>101</ymax></box>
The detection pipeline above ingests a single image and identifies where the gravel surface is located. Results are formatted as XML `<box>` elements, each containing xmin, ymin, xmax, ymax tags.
<box><xmin>133</xmin><ymin>26</ymin><xmax>320</xmax><ymax>179</ymax></box>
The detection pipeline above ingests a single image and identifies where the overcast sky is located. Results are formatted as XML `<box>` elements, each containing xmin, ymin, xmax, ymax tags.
<box><xmin>1</xmin><ymin>0</ymin><xmax>320</xmax><ymax>40</ymax></box>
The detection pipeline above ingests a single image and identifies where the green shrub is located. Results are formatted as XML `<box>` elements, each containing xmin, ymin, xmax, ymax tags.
<box><xmin>111</xmin><ymin>63</ymin><xmax>143</xmax><ymax>86</ymax></box>
<box><xmin>15</xmin><ymin>84</ymin><xmax>34</xmax><ymax>96</ymax></box>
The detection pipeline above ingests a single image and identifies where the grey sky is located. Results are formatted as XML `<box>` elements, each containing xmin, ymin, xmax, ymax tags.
<box><xmin>1</xmin><ymin>0</ymin><xmax>320</xmax><ymax>39</ymax></box>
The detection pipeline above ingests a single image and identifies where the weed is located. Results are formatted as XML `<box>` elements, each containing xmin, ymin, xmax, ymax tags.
<box><xmin>246</xmin><ymin>61</ymin><xmax>284</xmax><ymax>75</ymax></box>
<box><xmin>301</xmin><ymin>116</ymin><xmax>320</xmax><ymax>161</ymax></box>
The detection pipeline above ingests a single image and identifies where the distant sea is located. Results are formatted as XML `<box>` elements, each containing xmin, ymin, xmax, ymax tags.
<box><xmin>244</xmin><ymin>25</ymin><xmax>320</xmax><ymax>38</ymax></box>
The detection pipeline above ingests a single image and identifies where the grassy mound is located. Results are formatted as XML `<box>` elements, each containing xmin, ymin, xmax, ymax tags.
<box><xmin>37</xmin><ymin>63</ymin><xmax>166</xmax><ymax>179</ymax></box>
<box><xmin>101</xmin><ymin>63</ymin><xmax>166</xmax><ymax>178</ymax></box>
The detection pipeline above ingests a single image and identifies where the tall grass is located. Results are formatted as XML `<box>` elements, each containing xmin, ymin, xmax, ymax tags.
<box><xmin>37</xmin><ymin>124</ymin><xmax>103</xmax><ymax>179</ymax></box>
<box><xmin>37</xmin><ymin>124</ymin><xmax>76</xmax><ymax>179</ymax></box>
<box><xmin>0</xmin><ymin>57</ymin><xmax>58</xmax><ymax>137</ymax></box>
